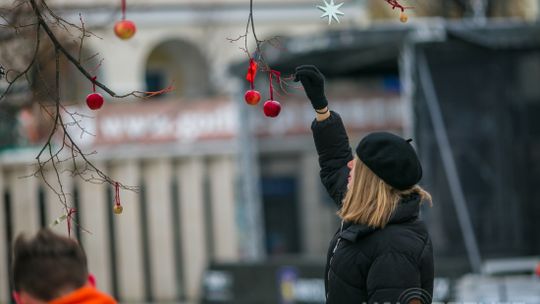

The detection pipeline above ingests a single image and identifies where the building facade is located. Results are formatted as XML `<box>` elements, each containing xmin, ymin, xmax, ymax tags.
<box><xmin>3</xmin><ymin>0</ymin><xmax>538</xmax><ymax>303</ymax></box>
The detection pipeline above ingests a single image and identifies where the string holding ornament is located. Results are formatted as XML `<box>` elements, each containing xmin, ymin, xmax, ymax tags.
<box><xmin>244</xmin><ymin>58</ymin><xmax>261</xmax><ymax>105</ymax></box>
<box><xmin>66</xmin><ymin>208</ymin><xmax>77</xmax><ymax>238</ymax></box>
<box><xmin>114</xmin><ymin>0</ymin><xmax>137</xmax><ymax>40</ymax></box>
<box><xmin>263</xmin><ymin>70</ymin><xmax>282</xmax><ymax>118</ymax></box>
<box><xmin>113</xmin><ymin>182</ymin><xmax>123</xmax><ymax>214</ymax></box>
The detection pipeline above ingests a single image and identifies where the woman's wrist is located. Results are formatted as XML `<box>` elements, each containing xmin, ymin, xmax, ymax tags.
<box><xmin>315</xmin><ymin>107</ymin><xmax>331</xmax><ymax>122</ymax></box>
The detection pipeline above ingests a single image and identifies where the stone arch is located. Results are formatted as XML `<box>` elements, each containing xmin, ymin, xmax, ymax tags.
<box><xmin>145</xmin><ymin>39</ymin><xmax>211</xmax><ymax>100</ymax></box>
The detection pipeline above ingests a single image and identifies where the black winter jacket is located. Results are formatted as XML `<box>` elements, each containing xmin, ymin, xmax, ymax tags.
<box><xmin>311</xmin><ymin>111</ymin><xmax>434</xmax><ymax>304</ymax></box>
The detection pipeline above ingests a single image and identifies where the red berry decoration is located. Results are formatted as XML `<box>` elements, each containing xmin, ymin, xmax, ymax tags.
<box><xmin>114</xmin><ymin>20</ymin><xmax>136</xmax><ymax>40</ymax></box>
<box><xmin>244</xmin><ymin>90</ymin><xmax>261</xmax><ymax>105</ymax></box>
<box><xmin>263</xmin><ymin>100</ymin><xmax>281</xmax><ymax>117</ymax></box>
<box><xmin>86</xmin><ymin>93</ymin><xmax>104</xmax><ymax>110</ymax></box>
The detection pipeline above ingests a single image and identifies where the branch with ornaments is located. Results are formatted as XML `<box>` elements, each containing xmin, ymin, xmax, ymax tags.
<box><xmin>3</xmin><ymin>0</ymin><xmax>414</xmax><ymax>236</ymax></box>
<box><xmin>85</xmin><ymin>0</ymin><xmax>172</xmax><ymax>112</ymax></box>
<box><xmin>316</xmin><ymin>0</ymin><xmax>412</xmax><ymax>24</ymax></box>
<box><xmin>237</xmin><ymin>0</ymin><xmax>412</xmax><ymax>119</ymax></box>
<box><xmin>383</xmin><ymin>0</ymin><xmax>413</xmax><ymax>23</ymax></box>
<box><xmin>2</xmin><ymin>0</ymin><xmax>177</xmax><ymax>236</ymax></box>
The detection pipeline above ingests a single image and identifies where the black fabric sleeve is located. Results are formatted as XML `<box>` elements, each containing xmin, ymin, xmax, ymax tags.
<box><xmin>366</xmin><ymin>253</ymin><xmax>431</xmax><ymax>304</ymax></box>
<box><xmin>311</xmin><ymin>111</ymin><xmax>353</xmax><ymax>208</ymax></box>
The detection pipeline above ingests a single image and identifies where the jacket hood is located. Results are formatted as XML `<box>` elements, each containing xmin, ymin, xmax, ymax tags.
<box><xmin>339</xmin><ymin>193</ymin><xmax>421</xmax><ymax>242</ymax></box>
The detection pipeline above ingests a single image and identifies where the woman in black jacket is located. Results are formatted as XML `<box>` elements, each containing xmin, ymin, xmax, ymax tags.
<box><xmin>294</xmin><ymin>65</ymin><xmax>434</xmax><ymax>304</ymax></box>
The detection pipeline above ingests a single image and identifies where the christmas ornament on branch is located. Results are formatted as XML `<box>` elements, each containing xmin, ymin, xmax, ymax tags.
<box><xmin>114</xmin><ymin>0</ymin><xmax>136</xmax><ymax>40</ymax></box>
<box><xmin>263</xmin><ymin>70</ymin><xmax>282</xmax><ymax>118</ymax></box>
<box><xmin>384</xmin><ymin>0</ymin><xmax>413</xmax><ymax>23</ymax></box>
<box><xmin>113</xmin><ymin>182</ymin><xmax>124</xmax><ymax>214</ymax></box>
<box><xmin>86</xmin><ymin>76</ymin><xmax>104</xmax><ymax>110</ymax></box>
<box><xmin>231</xmin><ymin>0</ymin><xmax>291</xmax><ymax>118</ymax></box>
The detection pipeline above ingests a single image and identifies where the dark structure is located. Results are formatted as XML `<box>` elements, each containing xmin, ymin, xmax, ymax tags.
<box><xmin>412</xmin><ymin>22</ymin><xmax>540</xmax><ymax>275</ymax></box>
<box><xmin>265</xmin><ymin>21</ymin><xmax>540</xmax><ymax>277</ymax></box>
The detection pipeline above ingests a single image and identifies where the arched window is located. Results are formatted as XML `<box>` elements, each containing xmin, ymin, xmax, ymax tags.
<box><xmin>145</xmin><ymin>39</ymin><xmax>212</xmax><ymax>100</ymax></box>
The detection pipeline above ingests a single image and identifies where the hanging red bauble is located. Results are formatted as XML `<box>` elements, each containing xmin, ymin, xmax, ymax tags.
<box><xmin>114</xmin><ymin>20</ymin><xmax>136</xmax><ymax>40</ymax></box>
<box><xmin>86</xmin><ymin>93</ymin><xmax>104</xmax><ymax>110</ymax></box>
<box><xmin>263</xmin><ymin>100</ymin><xmax>281</xmax><ymax>117</ymax></box>
<box><xmin>244</xmin><ymin>90</ymin><xmax>261</xmax><ymax>105</ymax></box>
<box><xmin>263</xmin><ymin>70</ymin><xmax>282</xmax><ymax>118</ymax></box>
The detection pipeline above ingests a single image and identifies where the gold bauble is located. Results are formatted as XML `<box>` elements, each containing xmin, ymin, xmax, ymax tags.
<box><xmin>113</xmin><ymin>205</ymin><xmax>123</xmax><ymax>214</ymax></box>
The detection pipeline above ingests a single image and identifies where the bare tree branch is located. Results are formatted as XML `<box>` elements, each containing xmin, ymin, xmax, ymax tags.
<box><xmin>0</xmin><ymin>0</ymin><xmax>166</xmax><ymax>235</ymax></box>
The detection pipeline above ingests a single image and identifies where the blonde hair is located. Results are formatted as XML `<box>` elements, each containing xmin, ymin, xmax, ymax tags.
<box><xmin>337</xmin><ymin>156</ymin><xmax>432</xmax><ymax>228</ymax></box>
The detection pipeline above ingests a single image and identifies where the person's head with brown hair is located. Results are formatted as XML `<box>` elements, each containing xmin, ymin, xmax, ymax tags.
<box><xmin>12</xmin><ymin>229</ymin><xmax>88</xmax><ymax>303</ymax></box>
<box><xmin>338</xmin><ymin>132</ymin><xmax>432</xmax><ymax>228</ymax></box>
<box><xmin>338</xmin><ymin>156</ymin><xmax>431</xmax><ymax>228</ymax></box>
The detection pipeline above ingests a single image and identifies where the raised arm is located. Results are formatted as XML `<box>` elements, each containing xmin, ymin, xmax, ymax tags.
<box><xmin>295</xmin><ymin>65</ymin><xmax>353</xmax><ymax>207</ymax></box>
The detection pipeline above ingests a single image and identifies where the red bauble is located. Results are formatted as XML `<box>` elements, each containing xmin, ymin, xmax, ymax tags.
<box><xmin>86</xmin><ymin>93</ymin><xmax>104</xmax><ymax>110</ymax></box>
<box><xmin>244</xmin><ymin>90</ymin><xmax>261</xmax><ymax>105</ymax></box>
<box><xmin>114</xmin><ymin>20</ymin><xmax>136</xmax><ymax>40</ymax></box>
<box><xmin>535</xmin><ymin>263</ymin><xmax>540</xmax><ymax>277</ymax></box>
<box><xmin>263</xmin><ymin>100</ymin><xmax>281</xmax><ymax>117</ymax></box>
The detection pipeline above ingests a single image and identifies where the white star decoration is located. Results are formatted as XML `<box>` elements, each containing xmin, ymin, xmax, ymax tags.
<box><xmin>317</xmin><ymin>0</ymin><xmax>345</xmax><ymax>25</ymax></box>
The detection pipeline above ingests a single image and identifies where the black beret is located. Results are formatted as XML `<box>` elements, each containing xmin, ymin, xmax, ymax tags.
<box><xmin>355</xmin><ymin>132</ymin><xmax>422</xmax><ymax>190</ymax></box>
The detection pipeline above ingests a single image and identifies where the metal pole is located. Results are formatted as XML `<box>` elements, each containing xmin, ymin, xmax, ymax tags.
<box><xmin>235</xmin><ymin>80</ymin><xmax>265</xmax><ymax>260</ymax></box>
<box><xmin>399</xmin><ymin>35</ymin><xmax>416</xmax><ymax>140</ymax></box>
<box><xmin>471</xmin><ymin>0</ymin><xmax>488</xmax><ymax>23</ymax></box>
<box><xmin>417</xmin><ymin>51</ymin><xmax>482</xmax><ymax>273</ymax></box>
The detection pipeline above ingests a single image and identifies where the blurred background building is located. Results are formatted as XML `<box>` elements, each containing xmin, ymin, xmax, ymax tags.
<box><xmin>1</xmin><ymin>0</ymin><xmax>540</xmax><ymax>303</ymax></box>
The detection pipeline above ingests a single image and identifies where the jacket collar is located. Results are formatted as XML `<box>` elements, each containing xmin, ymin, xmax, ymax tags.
<box><xmin>48</xmin><ymin>285</ymin><xmax>117</xmax><ymax>304</ymax></box>
<box><xmin>339</xmin><ymin>193</ymin><xmax>421</xmax><ymax>242</ymax></box>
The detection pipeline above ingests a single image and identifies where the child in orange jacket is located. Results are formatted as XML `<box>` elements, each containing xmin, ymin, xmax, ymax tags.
<box><xmin>12</xmin><ymin>229</ymin><xmax>116</xmax><ymax>304</ymax></box>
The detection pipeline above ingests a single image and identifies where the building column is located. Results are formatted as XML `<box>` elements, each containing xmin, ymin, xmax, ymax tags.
<box><xmin>143</xmin><ymin>159</ymin><xmax>176</xmax><ymax>300</ymax></box>
<box><xmin>177</xmin><ymin>158</ymin><xmax>208</xmax><ymax>301</ymax></box>
<box><xmin>208</xmin><ymin>156</ymin><xmax>239</xmax><ymax>262</ymax></box>
<box><xmin>9</xmin><ymin>166</ymin><xmax>39</xmax><ymax>237</ymax></box>
<box><xmin>110</xmin><ymin>160</ymin><xmax>145</xmax><ymax>301</ymax></box>
<box><xmin>299</xmin><ymin>153</ymin><xmax>335</xmax><ymax>256</ymax></box>
<box><xmin>0</xmin><ymin>167</ymin><xmax>8</xmax><ymax>303</ymax></box>
<box><xmin>77</xmin><ymin>161</ymin><xmax>113</xmax><ymax>294</ymax></box>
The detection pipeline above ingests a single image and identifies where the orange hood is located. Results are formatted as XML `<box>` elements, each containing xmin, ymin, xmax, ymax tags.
<box><xmin>48</xmin><ymin>286</ymin><xmax>116</xmax><ymax>304</ymax></box>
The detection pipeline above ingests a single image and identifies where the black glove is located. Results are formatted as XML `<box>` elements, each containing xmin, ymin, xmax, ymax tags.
<box><xmin>294</xmin><ymin>65</ymin><xmax>328</xmax><ymax>110</ymax></box>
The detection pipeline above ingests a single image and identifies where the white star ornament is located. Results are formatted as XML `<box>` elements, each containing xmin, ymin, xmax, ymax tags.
<box><xmin>317</xmin><ymin>0</ymin><xmax>345</xmax><ymax>25</ymax></box>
